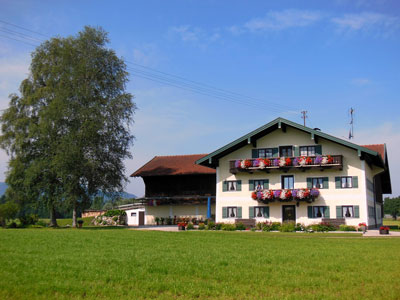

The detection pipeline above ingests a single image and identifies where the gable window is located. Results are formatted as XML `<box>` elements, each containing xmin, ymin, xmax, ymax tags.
<box><xmin>300</xmin><ymin>146</ymin><xmax>316</xmax><ymax>156</ymax></box>
<box><xmin>223</xmin><ymin>180</ymin><xmax>242</xmax><ymax>192</ymax></box>
<box><xmin>258</xmin><ymin>148</ymin><xmax>273</xmax><ymax>158</ymax></box>
<box><xmin>335</xmin><ymin>176</ymin><xmax>358</xmax><ymax>189</ymax></box>
<box><xmin>279</xmin><ymin>146</ymin><xmax>293</xmax><ymax>157</ymax></box>
<box><xmin>282</xmin><ymin>175</ymin><xmax>294</xmax><ymax>189</ymax></box>
<box><xmin>308</xmin><ymin>206</ymin><xmax>330</xmax><ymax>218</ymax></box>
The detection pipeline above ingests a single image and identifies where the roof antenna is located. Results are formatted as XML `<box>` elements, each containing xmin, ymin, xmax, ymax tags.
<box><xmin>348</xmin><ymin>108</ymin><xmax>354</xmax><ymax>140</ymax></box>
<box><xmin>301</xmin><ymin>111</ymin><xmax>308</xmax><ymax>126</ymax></box>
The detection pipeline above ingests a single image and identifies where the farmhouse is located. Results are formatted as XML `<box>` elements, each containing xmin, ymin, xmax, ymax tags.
<box><xmin>196</xmin><ymin>117</ymin><xmax>391</xmax><ymax>228</ymax></box>
<box><xmin>127</xmin><ymin>154</ymin><xmax>216</xmax><ymax>226</ymax></box>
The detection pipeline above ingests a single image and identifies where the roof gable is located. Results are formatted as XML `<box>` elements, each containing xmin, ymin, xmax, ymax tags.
<box><xmin>196</xmin><ymin>117</ymin><xmax>384</xmax><ymax>168</ymax></box>
<box><xmin>131</xmin><ymin>154</ymin><xmax>216</xmax><ymax>177</ymax></box>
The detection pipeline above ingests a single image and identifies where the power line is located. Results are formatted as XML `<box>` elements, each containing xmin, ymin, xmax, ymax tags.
<box><xmin>0</xmin><ymin>19</ymin><xmax>301</xmax><ymax>115</ymax></box>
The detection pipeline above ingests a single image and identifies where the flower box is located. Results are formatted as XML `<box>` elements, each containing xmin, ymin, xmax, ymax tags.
<box><xmin>379</xmin><ymin>226</ymin><xmax>390</xmax><ymax>235</ymax></box>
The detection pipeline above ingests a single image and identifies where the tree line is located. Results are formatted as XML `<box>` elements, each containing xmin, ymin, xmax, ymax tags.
<box><xmin>0</xmin><ymin>26</ymin><xmax>135</xmax><ymax>227</ymax></box>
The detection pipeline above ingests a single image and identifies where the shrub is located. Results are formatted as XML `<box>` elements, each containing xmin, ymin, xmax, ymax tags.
<box><xmin>102</xmin><ymin>220</ymin><xmax>107</xmax><ymax>225</ymax></box>
<box><xmin>221</xmin><ymin>223</ymin><xmax>236</xmax><ymax>231</ymax></box>
<box><xmin>280</xmin><ymin>221</ymin><xmax>296</xmax><ymax>232</ymax></box>
<box><xmin>235</xmin><ymin>222</ymin><xmax>246</xmax><ymax>231</ymax></box>
<box><xmin>251</xmin><ymin>227</ymin><xmax>257</xmax><ymax>232</ymax></box>
<box><xmin>262</xmin><ymin>224</ymin><xmax>272</xmax><ymax>232</ymax></box>
<box><xmin>339</xmin><ymin>224</ymin><xmax>357</xmax><ymax>231</ymax></box>
<box><xmin>103</xmin><ymin>210</ymin><xmax>126</xmax><ymax>217</ymax></box>
<box><xmin>198</xmin><ymin>223</ymin><xmax>206</xmax><ymax>230</ymax></box>
<box><xmin>19</xmin><ymin>214</ymin><xmax>39</xmax><ymax>226</ymax></box>
<box><xmin>255</xmin><ymin>222</ymin><xmax>263</xmax><ymax>230</ymax></box>
<box><xmin>186</xmin><ymin>222</ymin><xmax>194</xmax><ymax>230</ymax></box>
<box><xmin>112</xmin><ymin>216</ymin><xmax>118</xmax><ymax>222</ymax></box>
<box><xmin>206</xmin><ymin>221</ymin><xmax>215</xmax><ymax>230</ymax></box>
<box><xmin>160</xmin><ymin>217</ymin><xmax>165</xmax><ymax>225</ymax></box>
<box><xmin>36</xmin><ymin>220</ymin><xmax>49</xmax><ymax>227</ymax></box>
<box><xmin>295</xmin><ymin>223</ymin><xmax>304</xmax><ymax>231</ymax></box>
<box><xmin>7</xmin><ymin>222</ymin><xmax>17</xmax><ymax>228</ymax></box>
<box><xmin>271</xmin><ymin>222</ymin><xmax>281</xmax><ymax>231</ymax></box>
<box><xmin>27</xmin><ymin>224</ymin><xmax>44</xmax><ymax>228</ymax></box>
<box><xmin>215</xmin><ymin>223</ymin><xmax>223</xmax><ymax>230</ymax></box>
<box><xmin>166</xmin><ymin>217</ymin><xmax>173</xmax><ymax>225</ymax></box>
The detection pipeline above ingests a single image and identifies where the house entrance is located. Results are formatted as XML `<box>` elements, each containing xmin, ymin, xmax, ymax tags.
<box><xmin>139</xmin><ymin>211</ymin><xmax>145</xmax><ymax>226</ymax></box>
<box><xmin>282</xmin><ymin>205</ymin><xmax>296</xmax><ymax>222</ymax></box>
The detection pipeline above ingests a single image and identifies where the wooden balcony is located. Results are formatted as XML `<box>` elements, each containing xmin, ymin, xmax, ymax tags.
<box><xmin>229</xmin><ymin>155</ymin><xmax>343</xmax><ymax>174</ymax></box>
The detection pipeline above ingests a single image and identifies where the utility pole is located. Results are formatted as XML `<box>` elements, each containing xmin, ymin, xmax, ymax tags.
<box><xmin>301</xmin><ymin>111</ymin><xmax>308</xmax><ymax>126</ymax></box>
<box><xmin>349</xmin><ymin>108</ymin><xmax>354</xmax><ymax>140</ymax></box>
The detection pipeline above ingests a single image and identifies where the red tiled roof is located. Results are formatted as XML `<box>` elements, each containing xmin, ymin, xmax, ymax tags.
<box><xmin>361</xmin><ymin>144</ymin><xmax>385</xmax><ymax>160</ymax></box>
<box><xmin>131</xmin><ymin>154</ymin><xmax>215</xmax><ymax>177</ymax></box>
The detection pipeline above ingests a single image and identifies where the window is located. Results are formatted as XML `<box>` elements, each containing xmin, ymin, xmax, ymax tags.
<box><xmin>312</xmin><ymin>178</ymin><xmax>324</xmax><ymax>189</ymax></box>
<box><xmin>258</xmin><ymin>148</ymin><xmax>273</xmax><ymax>158</ymax></box>
<box><xmin>300</xmin><ymin>146</ymin><xmax>316</xmax><ymax>156</ymax></box>
<box><xmin>280</xmin><ymin>146</ymin><xmax>293</xmax><ymax>157</ymax></box>
<box><xmin>342</xmin><ymin>206</ymin><xmax>354</xmax><ymax>218</ymax></box>
<box><xmin>341</xmin><ymin>177</ymin><xmax>353</xmax><ymax>188</ymax></box>
<box><xmin>228</xmin><ymin>207</ymin><xmax>237</xmax><ymax>218</ymax></box>
<box><xmin>313</xmin><ymin>206</ymin><xmax>326</xmax><ymax>218</ymax></box>
<box><xmin>254</xmin><ymin>180</ymin><xmax>264</xmax><ymax>191</ymax></box>
<box><xmin>223</xmin><ymin>180</ymin><xmax>241</xmax><ymax>192</ymax></box>
<box><xmin>282</xmin><ymin>175</ymin><xmax>294</xmax><ymax>189</ymax></box>
<box><xmin>131</xmin><ymin>212</ymin><xmax>136</xmax><ymax>217</ymax></box>
<box><xmin>335</xmin><ymin>176</ymin><xmax>358</xmax><ymax>189</ymax></box>
<box><xmin>254</xmin><ymin>207</ymin><xmax>268</xmax><ymax>218</ymax></box>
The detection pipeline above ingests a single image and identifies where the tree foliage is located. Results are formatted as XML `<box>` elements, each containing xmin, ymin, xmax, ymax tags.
<box><xmin>0</xmin><ymin>26</ymin><xmax>135</xmax><ymax>226</ymax></box>
<box><xmin>384</xmin><ymin>197</ymin><xmax>400</xmax><ymax>219</ymax></box>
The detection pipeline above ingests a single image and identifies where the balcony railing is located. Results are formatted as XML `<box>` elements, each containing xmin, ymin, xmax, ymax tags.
<box><xmin>252</xmin><ymin>188</ymin><xmax>320</xmax><ymax>204</ymax></box>
<box><xmin>229</xmin><ymin>155</ymin><xmax>343</xmax><ymax>174</ymax></box>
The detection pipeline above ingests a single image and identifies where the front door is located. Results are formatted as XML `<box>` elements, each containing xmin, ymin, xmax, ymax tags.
<box><xmin>282</xmin><ymin>205</ymin><xmax>296</xmax><ymax>222</ymax></box>
<box><xmin>139</xmin><ymin>211</ymin><xmax>145</xmax><ymax>226</ymax></box>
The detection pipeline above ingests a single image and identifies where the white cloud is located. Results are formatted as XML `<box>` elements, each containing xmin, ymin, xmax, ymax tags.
<box><xmin>232</xmin><ymin>9</ymin><xmax>323</xmax><ymax>34</ymax></box>
<box><xmin>331</xmin><ymin>12</ymin><xmax>399</xmax><ymax>36</ymax></box>
<box><xmin>167</xmin><ymin>25</ymin><xmax>220</xmax><ymax>45</ymax></box>
<box><xmin>351</xmin><ymin>78</ymin><xmax>371</xmax><ymax>86</ymax></box>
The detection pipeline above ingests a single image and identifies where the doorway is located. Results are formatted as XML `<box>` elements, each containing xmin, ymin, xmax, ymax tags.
<box><xmin>282</xmin><ymin>205</ymin><xmax>296</xmax><ymax>222</ymax></box>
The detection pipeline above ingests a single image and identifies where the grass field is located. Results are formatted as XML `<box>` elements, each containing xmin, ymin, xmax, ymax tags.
<box><xmin>383</xmin><ymin>218</ymin><xmax>400</xmax><ymax>226</ymax></box>
<box><xmin>1</xmin><ymin>229</ymin><xmax>400</xmax><ymax>300</ymax></box>
<box><xmin>38</xmin><ymin>217</ymin><xmax>95</xmax><ymax>227</ymax></box>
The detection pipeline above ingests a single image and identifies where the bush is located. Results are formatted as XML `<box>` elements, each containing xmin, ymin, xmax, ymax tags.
<box><xmin>339</xmin><ymin>224</ymin><xmax>357</xmax><ymax>231</ymax></box>
<box><xmin>206</xmin><ymin>221</ymin><xmax>215</xmax><ymax>230</ymax></box>
<box><xmin>280</xmin><ymin>221</ymin><xmax>296</xmax><ymax>232</ymax></box>
<box><xmin>221</xmin><ymin>223</ymin><xmax>236</xmax><ymax>231</ymax></box>
<box><xmin>103</xmin><ymin>210</ymin><xmax>126</xmax><ymax>217</ymax></box>
<box><xmin>198</xmin><ymin>223</ymin><xmax>206</xmax><ymax>230</ymax></box>
<box><xmin>27</xmin><ymin>224</ymin><xmax>44</xmax><ymax>228</ymax></box>
<box><xmin>235</xmin><ymin>222</ymin><xmax>246</xmax><ymax>231</ymax></box>
<box><xmin>166</xmin><ymin>217</ymin><xmax>173</xmax><ymax>225</ymax></box>
<box><xmin>295</xmin><ymin>223</ymin><xmax>304</xmax><ymax>231</ymax></box>
<box><xmin>251</xmin><ymin>227</ymin><xmax>257</xmax><ymax>232</ymax></box>
<box><xmin>19</xmin><ymin>214</ymin><xmax>39</xmax><ymax>226</ymax></box>
<box><xmin>36</xmin><ymin>220</ymin><xmax>48</xmax><ymax>227</ymax></box>
<box><xmin>186</xmin><ymin>222</ymin><xmax>194</xmax><ymax>230</ymax></box>
<box><xmin>112</xmin><ymin>216</ymin><xmax>118</xmax><ymax>222</ymax></box>
<box><xmin>102</xmin><ymin>220</ymin><xmax>107</xmax><ymax>225</ymax></box>
<box><xmin>255</xmin><ymin>222</ymin><xmax>263</xmax><ymax>230</ymax></box>
<box><xmin>215</xmin><ymin>223</ymin><xmax>223</xmax><ymax>230</ymax></box>
<box><xmin>271</xmin><ymin>222</ymin><xmax>281</xmax><ymax>231</ymax></box>
<box><xmin>262</xmin><ymin>223</ymin><xmax>272</xmax><ymax>232</ymax></box>
<box><xmin>7</xmin><ymin>222</ymin><xmax>17</xmax><ymax>228</ymax></box>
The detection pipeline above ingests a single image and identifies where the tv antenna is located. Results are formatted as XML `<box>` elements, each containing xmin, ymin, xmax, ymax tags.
<box><xmin>301</xmin><ymin>111</ymin><xmax>308</xmax><ymax>126</ymax></box>
<box><xmin>348</xmin><ymin>108</ymin><xmax>354</xmax><ymax>140</ymax></box>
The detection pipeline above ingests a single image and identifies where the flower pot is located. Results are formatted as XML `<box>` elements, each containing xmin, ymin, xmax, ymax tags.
<box><xmin>379</xmin><ymin>229</ymin><xmax>389</xmax><ymax>235</ymax></box>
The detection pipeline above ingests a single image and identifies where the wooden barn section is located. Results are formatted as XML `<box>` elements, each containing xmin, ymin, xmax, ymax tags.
<box><xmin>129</xmin><ymin>154</ymin><xmax>216</xmax><ymax>225</ymax></box>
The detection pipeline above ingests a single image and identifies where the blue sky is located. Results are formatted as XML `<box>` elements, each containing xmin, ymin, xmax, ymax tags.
<box><xmin>0</xmin><ymin>0</ymin><xmax>399</xmax><ymax>197</ymax></box>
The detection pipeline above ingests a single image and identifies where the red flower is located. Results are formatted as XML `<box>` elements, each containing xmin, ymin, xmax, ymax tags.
<box><xmin>327</xmin><ymin>155</ymin><xmax>333</xmax><ymax>164</ymax></box>
<box><xmin>264</xmin><ymin>159</ymin><xmax>271</xmax><ymax>166</ymax></box>
<box><xmin>306</xmin><ymin>157</ymin><xmax>313</xmax><ymax>165</ymax></box>
<box><xmin>286</xmin><ymin>190</ymin><xmax>292</xmax><ymax>198</ymax></box>
<box><xmin>303</xmin><ymin>189</ymin><xmax>310</xmax><ymax>198</ymax></box>
<box><xmin>244</xmin><ymin>160</ymin><xmax>252</xmax><ymax>168</ymax></box>
<box><xmin>380</xmin><ymin>226</ymin><xmax>390</xmax><ymax>230</ymax></box>
<box><xmin>177</xmin><ymin>222</ymin><xmax>187</xmax><ymax>227</ymax></box>
<box><xmin>251</xmin><ymin>192</ymin><xmax>258</xmax><ymax>200</ymax></box>
<box><xmin>285</xmin><ymin>158</ymin><xmax>292</xmax><ymax>166</ymax></box>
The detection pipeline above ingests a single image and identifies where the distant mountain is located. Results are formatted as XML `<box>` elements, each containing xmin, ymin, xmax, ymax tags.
<box><xmin>0</xmin><ymin>182</ymin><xmax>136</xmax><ymax>199</ymax></box>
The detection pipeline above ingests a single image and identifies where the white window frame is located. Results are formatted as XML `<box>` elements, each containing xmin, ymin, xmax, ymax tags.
<box><xmin>282</xmin><ymin>175</ymin><xmax>294</xmax><ymax>189</ymax></box>
<box><xmin>341</xmin><ymin>177</ymin><xmax>353</xmax><ymax>188</ymax></box>
<box><xmin>227</xmin><ymin>181</ymin><xmax>238</xmax><ymax>191</ymax></box>
<box><xmin>227</xmin><ymin>207</ymin><xmax>238</xmax><ymax>218</ymax></box>
<box><xmin>312</xmin><ymin>178</ymin><xmax>324</xmax><ymax>189</ymax></box>
<box><xmin>258</xmin><ymin>148</ymin><xmax>273</xmax><ymax>158</ymax></box>
<box><xmin>254</xmin><ymin>180</ymin><xmax>264</xmax><ymax>191</ymax></box>
<box><xmin>300</xmin><ymin>146</ymin><xmax>316</xmax><ymax>156</ymax></box>
<box><xmin>313</xmin><ymin>206</ymin><xmax>326</xmax><ymax>218</ymax></box>
<box><xmin>342</xmin><ymin>206</ymin><xmax>354</xmax><ymax>218</ymax></box>
<box><xmin>254</xmin><ymin>206</ymin><xmax>268</xmax><ymax>218</ymax></box>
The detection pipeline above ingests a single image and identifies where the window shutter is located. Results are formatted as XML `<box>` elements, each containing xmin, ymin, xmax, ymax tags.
<box><xmin>249</xmin><ymin>207</ymin><xmax>254</xmax><ymax>218</ymax></box>
<box><xmin>315</xmin><ymin>145</ymin><xmax>322</xmax><ymax>155</ymax></box>
<box><xmin>307</xmin><ymin>178</ymin><xmax>312</xmax><ymax>189</ymax></box>
<box><xmin>263</xmin><ymin>207</ymin><xmax>270</xmax><ymax>218</ymax></box>
<box><xmin>335</xmin><ymin>177</ymin><xmax>341</xmax><ymax>189</ymax></box>
<box><xmin>293</xmin><ymin>146</ymin><xmax>299</xmax><ymax>157</ymax></box>
<box><xmin>237</xmin><ymin>207</ymin><xmax>242</xmax><ymax>218</ymax></box>
<box><xmin>272</xmin><ymin>148</ymin><xmax>279</xmax><ymax>157</ymax></box>
<box><xmin>237</xmin><ymin>180</ymin><xmax>242</xmax><ymax>191</ymax></box>
<box><xmin>354</xmin><ymin>206</ymin><xmax>359</xmax><ymax>218</ymax></box>
<box><xmin>223</xmin><ymin>181</ymin><xmax>228</xmax><ymax>192</ymax></box>
<box><xmin>307</xmin><ymin>206</ymin><xmax>313</xmax><ymax>218</ymax></box>
<box><xmin>336</xmin><ymin>206</ymin><xmax>342</xmax><ymax>218</ymax></box>
<box><xmin>222</xmin><ymin>207</ymin><xmax>227</xmax><ymax>218</ymax></box>
<box><xmin>249</xmin><ymin>180</ymin><xmax>254</xmax><ymax>191</ymax></box>
<box><xmin>324</xmin><ymin>206</ymin><xmax>330</xmax><ymax>218</ymax></box>
<box><xmin>263</xmin><ymin>179</ymin><xmax>269</xmax><ymax>189</ymax></box>
<box><xmin>323</xmin><ymin>177</ymin><xmax>329</xmax><ymax>189</ymax></box>
<box><xmin>352</xmin><ymin>176</ymin><xmax>358</xmax><ymax>188</ymax></box>
<box><xmin>252</xmin><ymin>149</ymin><xmax>258</xmax><ymax>159</ymax></box>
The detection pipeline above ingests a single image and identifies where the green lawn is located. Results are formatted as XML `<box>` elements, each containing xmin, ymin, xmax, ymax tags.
<box><xmin>0</xmin><ymin>229</ymin><xmax>400</xmax><ymax>300</ymax></box>
<box><xmin>39</xmin><ymin>217</ymin><xmax>95</xmax><ymax>227</ymax></box>
<box><xmin>383</xmin><ymin>218</ymin><xmax>400</xmax><ymax>226</ymax></box>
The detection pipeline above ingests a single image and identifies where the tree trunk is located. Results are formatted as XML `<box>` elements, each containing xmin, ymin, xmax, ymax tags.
<box><xmin>72</xmin><ymin>201</ymin><xmax>77</xmax><ymax>228</ymax></box>
<box><xmin>49</xmin><ymin>203</ymin><xmax>58</xmax><ymax>227</ymax></box>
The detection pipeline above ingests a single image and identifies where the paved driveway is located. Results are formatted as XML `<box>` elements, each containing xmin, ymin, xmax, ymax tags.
<box><xmin>130</xmin><ymin>225</ymin><xmax>180</xmax><ymax>232</ymax></box>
